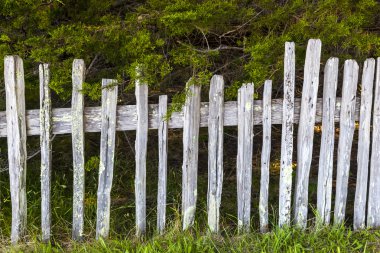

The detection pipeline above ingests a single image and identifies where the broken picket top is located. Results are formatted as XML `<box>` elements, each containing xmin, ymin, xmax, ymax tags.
<box><xmin>1</xmin><ymin>39</ymin><xmax>379</xmax><ymax>243</ymax></box>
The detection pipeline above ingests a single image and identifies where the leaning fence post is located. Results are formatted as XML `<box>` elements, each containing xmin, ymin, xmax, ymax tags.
<box><xmin>182</xmin><ymin>84</ymin><xmax>201</xmax><ymax>230</ymax></box>
<box><xmin>207</xmin><ymin>75</ymin><xmax>224</xmax><ymax>233</ymax></box>
<box><xmin>237</xmin><ymin>83</ymin><xmax>254</xmax><ymax>233</ymax></box>
<box><xmin>5</xmin><ymin>55</ymin><xmax>27</xmax><ymax>243</ymax></box>
<box><xmin>279</xmin><ymin>42</ymin><xmax>295</xmax><ymax>227</ymax></box>
<box><xmin>316</xmin><ymin>57</ymin><xmax>339</xmax><ymax>225</ymax></box>
<box><xmin>96</xmin><ymin>79</ymin><xmax>118</xmax><ymax>239</ymax></box>
<box><xmin>39</xmin><ymin>63</ymin><xmax>52</xmax><ymax>242</ymax></box>
<box><xmin>334</xmin><ymin>60</ymin><xmax>359</xmax><ymax>225</ymax></box>
<box><xmin>71</xmin><ymin>59</ymin><xmax>86</xmax><ymax>240</ymax></box>
<box><xmin>354</xmin><ymin>58</ymin><xmax>375</xmax><ymax>230</ymax></box>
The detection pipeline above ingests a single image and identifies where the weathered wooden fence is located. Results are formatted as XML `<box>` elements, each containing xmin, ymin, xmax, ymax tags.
<box><xmin>1</xmin><ymin>38</ymin><xmax>379</xmax><ymax>243</ymax></box>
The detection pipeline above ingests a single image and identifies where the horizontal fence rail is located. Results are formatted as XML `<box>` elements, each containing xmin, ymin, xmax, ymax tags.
<box><xmin>0</xmin><ymin>38</ymin><xmax>379</xmax><ymax>244</ymax></box>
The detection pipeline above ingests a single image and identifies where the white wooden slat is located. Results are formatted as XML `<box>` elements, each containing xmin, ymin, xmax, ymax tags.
<box><xmin>279</xmin><ymin>42</ymin><xmax>295</xmax><ymax>227</ymax></box>
<box><xmin>293</xmin><ymin>39</ymin><xmax>322</xmax><ymax>228</ymax></box>
<box><xmin>260</xmin><ymin>80</ymin><xmax>272</xmax><ymax>233</ymax></box>
<box><xmin>316</xmin><ymin>57</ymin><xmax>339</xmax><ymax>225</ymax></box>
<box><xmin>237</xmin><ymin>83</ymin><xmax>254</xmax><ymax>233</ymax></box>
<box><xmin>96</xmin><ymin>79</ymin><xmax>118</xmax><ymax>239</ymax></box>
<box><xmin>334</xmin><ymin>60</ymin><xmax>359</xmax><ymax>225</ymax></box>
<box><xmin>4</xmin><ymin>55</ymin><xmax>27</xmax><ymax>243</ymax></box>
<box><xmin>207</xmin><ymin>75</ymin><xmax>224</xmax><ymax>233</ymax></box>
<box><xmin>182</xmin><ymin>84</ymin><xmax>201</xmax><ymax>230</ymax></box>
<box><xmin>354</xmin><ymin>59</ymin><xmax>375</xmax><ymax>230</ymax></box>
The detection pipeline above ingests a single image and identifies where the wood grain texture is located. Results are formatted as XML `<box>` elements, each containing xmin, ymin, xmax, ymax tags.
<box><xmin>260</xmin><ymin>80</ymin><xmax>271</xmax><ymax>233</ymax></box>
<box><xmin>207</xmin><ymin>75</ymin><xmax>224</xmax><ymax>233</ymax></box>
<box><xmin>157</xmin><ymin>95</ymin><xmax>168</xmax><ymax>234</ymax></box>
<box><xmin>354</xmin><ymin>59</ymin><xmax>375</xmax><ymax>230</ymax></box>
<box><xmin>316</xmin><ymin>57</ymin><xmax>339</xmax><ymax>225</ymax></box>
<box><xmin>334</xmin><ymin>60</ymin><xmax>359</xmax><ymax>225</ymax></box>
<box><xmin>367</xmin><ymin>57</ymin><xmax>380</xmax><ymax>228</ymax></box>
<box><xmin>39</xmin><ymin>63</ymin><xmax>52</xmax><ymax>242</ymax></box>
<box><xmin>182</xmin><ymin>85</ymin><xmax>201</xmax><ymax>230</ymax></box>
<box><xmin>294</xmin><ymin>39</ymin><xmax>322</xmax><ymax>228</ymax></box>
<box><xmin>96</xmin><ymin>79</ymin><xmax>118</xmax><ymax>239</ymax></box>
<box><xmin>71</xmin><ymin>59</ymin><xmax>86</xmax><ymax>241</ymax></box>
<box><xmin>135</xmin><ymin>82</ymin><xmax>149</xmax><ymax>237</ymax></box>
<box><xmin>279</xmin><ymin>42</ymin><xmax>295</xmax><ymax>227</ymax></box>
<box><xmin>237</xmin><ymin>83</ymin><xmax>254</xmax><ymax>233</ymax></box>
<box><xmin>4</xmin><ymin>56</ymin><xmax>27</xmax><ymax>244</ymax></box>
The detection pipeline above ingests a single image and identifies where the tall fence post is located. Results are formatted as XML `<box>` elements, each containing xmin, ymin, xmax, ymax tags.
<box><xmin>279</xmin><ymin>42</ymin><xmax>295</xmax><ymax>227</ymax></box>
<box><xmin>182</xmin><ymin>84</ymin><xmax>201</xmax><ymax>230</ymax></box>
<box><xmin>4</xmin><ymin>55</ymin><xmax>27</xmax><ymax>243</ymax></box>
<box><xmin>96</xmin><ymin>79</ymin><xmax>118</xmax><ymax>239</ymax></box>
<box><xmin>39</xmin><ymin>63</ymin><xmax>52</xmax><ymax>242</ymax></box>
<box><xmin>71</xmin><ymin>59</ymin><xmax>86</xmax><ymax>240</ymax></box>
<box><xmin>334</xmin><ymin>60</ymin><xmax>359</xmax><ymax>225</ymax></box>
<box><xmin>237</xmin><ymin>83</ymin><xmax>254</xmax><ymax>233</ymax></box>
<box><xmin>317</xmin><ymin>57</ymin><xmax>339</xmax><ymax>225</ymax></box>
<box><xmin>207</xmin><ymin>75</ymin><xmax>224</xmax><ymax>233</ymax></box>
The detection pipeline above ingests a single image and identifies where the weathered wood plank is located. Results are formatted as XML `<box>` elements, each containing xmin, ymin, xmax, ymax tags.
<box><xmin>260</xmin><ymin>80</ymin><xmax>271</xmax><ymax>233</ymax></box>
<box><xmin>237</xmin><ymin>83</ymin><xmax>254</xmax><ymax>233</ymax></box>
<box><xmin>71</xmin><ymin>59</ymin><xmax>86</xmax><ymax>241</ymax></box>
<box><xmin>135</xmin><ymin>81</ymin><xmax>149</xmax><ymax>237</ymax></box>
<box><xmin>5</xmin><ymin>55</ymin><xmax>27</xmax><ymax>243</ymax></box>
<box><xmin>96</xmin><ymin>79</ymin><xmax>118</xmax><ymax>239</ymax></box>
<box><xmin>207</xmin><ymin>75</ymin><xmax>224</xmax><ymax>233</ymax></box>
<box><xmin>0</xmin><ymin>97</ymin><xmax>361</xmax><ymax>137</ymax></box>
<box><xmin>279</xmin><ymin>42</ymin><xmax>295</xmax><ymax>227</ymax></box>
<box><xmin>157</xmin><ymin>95</ymin><xmax>168</xmax><ymax>235</ymax></box>
<box><xmin>39</xmin><ymin>63</ymin><xmax>52</xmax><ymax>242</ymax></box>
<box><xmin>354</xmin><ymin>59</ymin><xmax>375</xmax><ymax>230</ymax></box>
<box><xmin>294</xmin><ymin>39</ymin><xmax>322</xmax><ymax>228</ymax></box>
<box><xmin>368</xmin><ymin>57</ymin><xmax>380</xmax><ymax>228</ymax></box>
<box><xmin>182</xmin><ymin>84</ymin><xmax>201</xmax><ymax>230</ymax></box>
<box><xmin>316</xmin><ymin>57</ymin><xmax>339</xmax><ymax>225</ymax></box>
<box><xmin>334</xmin><ymin>60</ymin><xmax>359</xmax><ymax>225</ymax></box>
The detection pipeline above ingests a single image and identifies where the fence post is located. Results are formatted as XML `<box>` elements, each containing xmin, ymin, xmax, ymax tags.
<box><xmin>135</xmin><ymin>79</ymin><xmax>148</xmax><ymax>237</ymax></box>
<box><xmin>71</xmin><ymin>59</ymin><xmax>86</xmax><ymax>240</ymax></box>
<box><xmin>334</xmin><ymin>60</ymin><xmax>359</xmax><ymax>225</ymax></box>
<box><xmin>260</xmin><ymin>80</ymin><xmax>271</xmax><ymax>233</ymax></box>
<box><xmin>237</xmin><ymin>83</ymin><xmax>254</xmax><ymax>233</ymax></box>
<box><xmin>279</xmin><ymin>42</ymin><xmax>295</xmax><ymax>227</ymax></box>
<box><xmin>96</xmin><ymin>79</ymin><xmax>118</xmax><ymax>239</ymax></box>
<box><xmin>354</xmin><ymin>58</ymin><xmax>375</xmax><ymax>230</ymax></box>
<box><xmin>317</xmin><ymin>57</ymin><xmax>339</xmax><ymax>225</ymax></box>
<box><xmin>4</xmin><ymin>55</ymin><xmax>27</xmax><ymax>243</ymax></box>
<box><xmin>182</xmin><ymin>84</ymin><xmax>201</xmax><ymax>230</ymax></box>
<box><xmin>368</xmin><ymin>57</ymin><xmax>380</xmax><ymax>228</ymax></box>
<box><xmin>207</xmin><ymin>75</ymin><xmax>224</xmax><ymax>233</ymax></box>
<box><xmin>157</xmin><ymin>95</ymin><xmax>168</xmax><ymax>234</ymax></box>
<box><xmin>39</xmin><ymin>63</ymin><xmax>52</xmax><ymax>242</ymax></box>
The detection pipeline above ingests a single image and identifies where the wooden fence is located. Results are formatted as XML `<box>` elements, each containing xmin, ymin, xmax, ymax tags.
<box><xmin>0</xmin><ymin>38</ymin><xmax>379</xmax><ymax>243</ymax></box>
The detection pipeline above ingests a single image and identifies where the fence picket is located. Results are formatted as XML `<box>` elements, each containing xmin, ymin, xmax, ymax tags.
<box><xmin>39</xmin><ymin>63</ymin><xmax>52</xmax><ymax>242</ymax></box>
<box><xmin>354</xmin><ymin>59</ymin><xmax>375</xmax><ymax>230</ymax></box>
<box><xmin>157</xmin><ymin>95</ymin><xmax>168</xmax><ymax>234</ymax></box>
<box><xmin>334</xmin><ymin>60</ymin><xmax>359</xmax><ymax>225</ymax></box>
<box><xmin>294</xmin><ymin>39</ymin><xmax>322</xmax><ymax>228</ymax></box>
<box><xmin>260</xmin><ymin>80</ymin><xmax>272</xmax><ymax>233</ymax></box>
<box><xmin>182</xmin><ymin>84</ymin><xmax>201</xmax><ymax>230</ymax></box>
<box><xmin>96</xmin><ymin>79</ymin><xmax>118</xmax><ymax>239</ymax></box>
<box><xmin>237</xmin><ymin>83</ymin><xmax>254</xmax><ymax>233</ymax></box>
<box><xmin>71</xmin><ymin>59</ymin><xmax>86</xmax><ymax>240</ymax></box>
<box><xmin>5</xmin><ymin>56</ymin><xmax>27</xmax><ymax>243</ymax></box>
<box><xmin>135</xmin><ymin>81</ymin><xmax>149</xmax><ymax>236</ymax></box>
<box><xmin>207</xmin><ymin>75</ymin><xmax>224</xmax><ymax>233</ymax></box>
<box><xmin>368</xmin><ymin>57</ymin><xmax>380</xmax><ymax>228</ymax></box>
<box><xmin>316</xmin><ymin>57</ymin><xmax>339</xmax><ymax>225</ymax></box>
<box><xmin>279</xmin><ymin>42</ymin><xmax>295</xmax><ymax>227</ymax></box>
